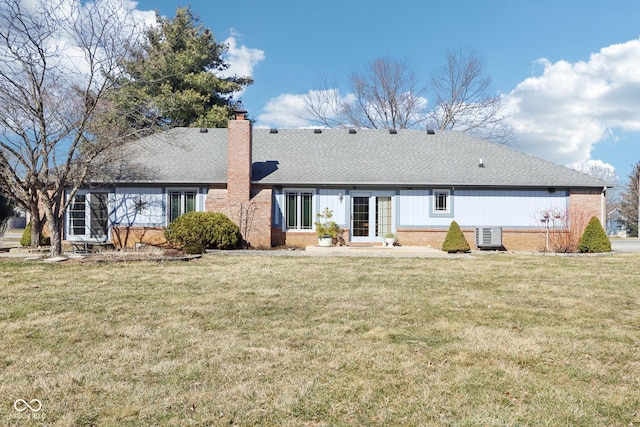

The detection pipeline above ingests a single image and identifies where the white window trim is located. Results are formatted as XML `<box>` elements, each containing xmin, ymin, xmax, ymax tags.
<box><xmin>65</xmin><ymin>189</ymin><xmax>111</xmax><ymax>241</ymax></box>
<box><xmin>166</xmin><ymin>188</ymin><xmax>201</xmax><ymax>224</ymax></box>
<box><xmin>432</xmin><ymin>189</ymin><xmax>451</xmax><ymax>214</ymax></box>
<box><xmin>283</xmin><ymin>188</ymin><xmax>315</xmax><ymax>232</ymax></box>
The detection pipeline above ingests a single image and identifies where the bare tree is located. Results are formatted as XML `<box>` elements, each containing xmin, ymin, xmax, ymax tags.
<box><xmin>619</xmin><ymin>161</ymin><xmax>640</xmax><ymax>237</ymax></box>
<box><xmin>571</xmin><ymin>161</ymin><xmax>618</xmax><ymax>185</ymax></box>
<box><xmin>0</xmin><ymin>0</ymin><xmax>148</xmax><ymax>256</ymax></box>
<box><xmin>304</xmin><ymin>51</ymin><xmax>513</xmax><ymax>144</ymax></box>
<box><xmin>428</xmin><ymin>48</ymin><xmax>514</xmax><ymax>144</ymax></box>
<box><xmin>304</xmin><ymin>58</ymin><xmax>428</xmax><ymax>130</ymax></box>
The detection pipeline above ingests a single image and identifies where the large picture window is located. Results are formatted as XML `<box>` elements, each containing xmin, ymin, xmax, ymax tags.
<box><xmin>168</xmin><ymin>190</ymin><xmax>197</xmax><ymax>223</ymax></box>
<box><xmin>285</xmin><ymin>191</ymin><xmax>313</xmax><ymax>230</ymax></box>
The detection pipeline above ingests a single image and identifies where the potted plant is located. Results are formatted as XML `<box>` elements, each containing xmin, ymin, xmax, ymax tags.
<box><xmin>383</xmin><ymin>232</ymin><xmax>396</xmax><ymax>247</ymax></box>
<box><xmin>314</xmin><ymin>207</ymin><xmax>341</xmax><ymax>247</ymax></box>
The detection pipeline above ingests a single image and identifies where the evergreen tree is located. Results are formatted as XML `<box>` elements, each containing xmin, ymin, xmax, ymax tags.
<box><xmin>442</xmin><ymin>221</ymin><xmax>471</xmax><ymax>253</ymax></box>
<box><xmin>578</xmin><ymin>216</ymin><xmax>611</xmax><ymax>253</ymax></box>
<box><xmin>111</xmin><ymin>7</ymin><xmax>253</xmax><ymax>130</ymax></box>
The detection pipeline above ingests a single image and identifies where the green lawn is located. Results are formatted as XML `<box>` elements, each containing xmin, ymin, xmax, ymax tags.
<box><xmin>1</xmin><ymin>253</ymin><xmax>639</xmax><ymax>426</ymax></box>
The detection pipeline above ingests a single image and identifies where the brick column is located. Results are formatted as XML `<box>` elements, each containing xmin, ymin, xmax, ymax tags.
<box><xmin>227</xmin><ymin>110</ymin><xmax>252</xmax><ymax>203</ymax></box>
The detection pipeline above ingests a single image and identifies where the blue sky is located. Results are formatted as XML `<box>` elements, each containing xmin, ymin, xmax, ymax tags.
<box><xmin>132</xmin><ymin>0</ymin><xmax>640</xmax><ymax>184</ymax></box>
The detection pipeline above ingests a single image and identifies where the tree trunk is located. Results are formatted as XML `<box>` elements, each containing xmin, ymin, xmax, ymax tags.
<box><xmin>30</xmin><ymin>206</ymin><xmax>43</xmax><ymax>248</ymax></box>
<box><xmin>44</xmin><ymin>209</ymin><xmax>63</xmax><ymax>257</ymax></box>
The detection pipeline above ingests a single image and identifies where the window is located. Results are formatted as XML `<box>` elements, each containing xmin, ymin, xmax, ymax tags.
<box><xmin>68</xmin><ymin>192</ymin><xmax>109</xmax><ymax>237</ymax></box>
<box><xmin>69</xmin><ymin>195</ymin><xmax>86</xmax><ymax>235</ymax></box>
<box><xmin>168</xmin><ymin>190</ymin><xmax>197</xmax><ymax>223</ymax></box>
<box><xmin>433</xmin><ymin>190</ymin><xmax>450</xmax><ymax>213</ymax></box>
<box><xmin>89</xmin><ymin>193</ymin><xmax>108</xmax><ymax>237</ymax></box>
<box><xmin>285</xmin><ymin>191</ymin><xmax>313</xmax><ymax>230</ymax></box>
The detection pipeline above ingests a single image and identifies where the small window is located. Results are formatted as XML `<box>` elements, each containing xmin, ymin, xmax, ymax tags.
<box><xmin>168</xmin><ymin>190</ymin><xmax>197</xmax><ymax>223</ymax></box>
<box><xmin>433</xmin><ymin>190</ymin><xmax>450</xmax><ymax>213</ymax></box>
<box><xmin>285</xmin><ymin>191</ymin><xmax>313</xmax><ymax>230</ymax></box>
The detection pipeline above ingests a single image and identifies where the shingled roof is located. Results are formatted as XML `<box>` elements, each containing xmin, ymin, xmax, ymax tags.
<box><xmin>115</xmin><ymin>127</ymin><xmax>608</xmax><ymax>188</ymax></box>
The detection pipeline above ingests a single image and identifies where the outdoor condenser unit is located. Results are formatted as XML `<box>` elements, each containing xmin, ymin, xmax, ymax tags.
<box><xmin>475</xmin><ymin>226</ymin><xmax>503</xmax><ymax>248</ymax></box>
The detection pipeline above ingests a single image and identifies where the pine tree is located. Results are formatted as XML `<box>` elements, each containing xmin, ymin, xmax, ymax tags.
<box><xmin>578</xmin><ymin>216</ymin><xmax>611</xmax><ymax>253</ymax></box>
<box><xmin>109</xmin><ymin>7</ymin><xmax>253</xmax><ymax>130</ymax></box>
<box><xmin>442</xmin><ymin>221</ymin><xmax>471</xmax><ymax>253</ymax></box>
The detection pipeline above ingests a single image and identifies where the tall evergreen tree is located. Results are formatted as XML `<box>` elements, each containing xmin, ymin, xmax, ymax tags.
<box><xmin>111</xmin><ymin>7</ymin><xmax>253</xmax><ymax>129</ymax></box>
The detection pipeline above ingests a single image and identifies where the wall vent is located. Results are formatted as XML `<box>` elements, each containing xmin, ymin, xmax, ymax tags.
<box><xmin>475</xmin><ymin>226</ymin><xmax>502</xmax><ymax>248</ymax></box>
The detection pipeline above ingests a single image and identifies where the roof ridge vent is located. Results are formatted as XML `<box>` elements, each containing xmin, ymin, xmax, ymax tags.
<box><xmin>199</xmin><ymin>128</ymin><xmax>208</xmax><ymax>133</ymax></box>
<box><xmin>348</xmin><ymin>128</ymin><xmax>357</xmax><ymax>134</ymax></box>
<box><xmin>313</xmin><ymin>129</ymin><xmax>322</xmax><ymax>134</ymax></box>
<box><xmin>427</xmin><ymin>129</ymin><xmax>435</xmax><ymax>135</ymax></box>
<box><xmin>270</xmin><ymin>128</ymin><xmax>278</xmax><ymax>134</ymax></box>
<box><xmin>389</xmin><ymin>129</ymin><xmax>397</xmax><ymax>134</ymax></box>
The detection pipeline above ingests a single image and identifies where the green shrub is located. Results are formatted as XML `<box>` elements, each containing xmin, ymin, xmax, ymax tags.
<box><xmin>20</xmin><ymin>222</ymin><xmax>50</xmax><ymax>247</ymax></box>
<box><xmin>442</xmin><ymin>221</ymin><xmax>470</xmax><ymax>253</ymax></box>
<box><xmin>183</xmin><ymin>242</ymin><xmax>205</xmax><ymax>255</ymax></box>
<box><xmin>578</xmin><ymin>216</ymin><xmax>611</xmax><ymax>253</ymax></box>
<box><xmin>165</xmin><ymin>212</ymin><xmax>241</xmax><ymax>250</ymax></box>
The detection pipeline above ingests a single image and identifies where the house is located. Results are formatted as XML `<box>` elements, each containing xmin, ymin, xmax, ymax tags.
<box><xmin>606</xmin><ymin>208</ymin><xmax>628</xmax><ymax>237</ymax></box>
<box><xmin>65</xmin><ymin>109</ymin><xmax>609</xmax><ymax>251</ymax></box>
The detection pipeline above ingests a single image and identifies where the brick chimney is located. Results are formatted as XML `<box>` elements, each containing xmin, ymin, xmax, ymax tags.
<box><xmin>227</xmin><ymin>108</ymin><xmax>252</xmax><ymax>202</ymax></box>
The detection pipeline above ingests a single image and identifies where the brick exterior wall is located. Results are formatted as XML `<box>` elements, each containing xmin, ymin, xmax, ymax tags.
<box><xmin>203</xmin><ymin>112</ymin><xmax>273</xmax><ymax>249</ymax></box>
<box><xmin>112</xmin><ymin>226</ymin><xmax>168</xmax><ymax>248</ymax></box>
<box><xmin>569</xmin><ymin>189</ymin><xmax>605</xmax><ymax>230</ymax></box>
<box><xmin>205</xmin><ymin>186</ymin><xmax>272</xmax><ymax>249</ymax></box>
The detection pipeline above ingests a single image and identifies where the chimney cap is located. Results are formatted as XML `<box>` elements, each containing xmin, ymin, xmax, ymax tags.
<box><xmin>233</xmin><ymin>101</ymin><xmax>247</xmax><ymax>119</ymax></box>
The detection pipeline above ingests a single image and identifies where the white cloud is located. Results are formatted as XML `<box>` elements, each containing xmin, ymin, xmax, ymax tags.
<box><xmin>569</xmin><ymin>159</ymin><xmax>619</xmax><ymax>184</ymax></box>
<box><xmin>505</xmin><ymin>38</ymin><xmax>640</xmax><ymax>168</ymax></box>
<box><xmin>256</xmin><ymin>93</ymin><xmax>311</xmax><ymax>128</ymax></box>
<box><xmin>220</xmin><ymin>36</ymin><xmax>265</xmax><ymax>79</ymax></box>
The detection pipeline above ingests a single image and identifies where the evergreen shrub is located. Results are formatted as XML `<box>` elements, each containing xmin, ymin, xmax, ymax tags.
<box><xmin>578</xmin><ymin>216</ymin><xmax>611</xmax><ymax>253</ymax></box>
<box><xmin>165</xmin><ymin>212</ymin><xmax>241</xmax><ymax>250</ymax></box>
<box><xmin>442</xmin><ymin>221</ymin><xmax>470</xmax><ymax>253</ymax></box>
<box><xmin>20</xmin><ymin>222</ymin><xmax>50</xmax><ymax>247</ymax></box>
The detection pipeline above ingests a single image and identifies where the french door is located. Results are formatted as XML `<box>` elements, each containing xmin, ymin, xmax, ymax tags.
<box><xmin>350</xmin><ymin>192</ymin><xmax>394</xmax><ymax>242</ymax></box>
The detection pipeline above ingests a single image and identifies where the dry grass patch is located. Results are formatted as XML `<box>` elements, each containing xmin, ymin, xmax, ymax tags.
<box><xmin>0</xmin><ymin>253</ymin><xmax>639</xmax><ymax>425</ymax></box>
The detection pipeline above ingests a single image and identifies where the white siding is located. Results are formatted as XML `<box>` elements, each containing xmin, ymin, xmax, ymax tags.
<box><xmin>113</xmin><ymin>187</ymin><xmax>165</xmax><ymax>227</ymax></box>
<box><xmin>453</xmin><ymin>190</ymin><xmax>568</xmax><ymax>227</ymax></box>
<box><xmin>317</xmin><ymin>189</ymin><xmax>347</xmax><ymax>226</ymax></box>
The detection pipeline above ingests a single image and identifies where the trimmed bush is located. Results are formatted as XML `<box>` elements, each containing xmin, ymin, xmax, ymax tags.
<box><xmin>165</xmin><ymin>212</ymin><xmax>241</xmax><ymax>250</ymax></box>
<box><xmin>183</xmin><ymin>242</ymin><xmax>205</xmax><ymax>255</ymax></box>
<box><xmin>442</xmin><ymin>220</ymin><xmax>470</xmax><ymax>253</ymax></box>
<box><xmin>578</xmin><ymin>216</ymin><xmax>611</xmax><ymax>253</ymax></box>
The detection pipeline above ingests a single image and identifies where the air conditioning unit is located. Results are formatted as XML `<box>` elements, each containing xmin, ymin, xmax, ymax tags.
<box><xmin>475</xmin><ymin>226</ymin><xmax>502</xmax><ymax>248</ymax></box>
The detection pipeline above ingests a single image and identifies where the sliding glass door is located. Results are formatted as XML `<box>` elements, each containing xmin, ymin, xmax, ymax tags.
<box><xmin>350</xmin><ymin>192</ymin><xmax>394</xmax><ymax>242</ymax></box>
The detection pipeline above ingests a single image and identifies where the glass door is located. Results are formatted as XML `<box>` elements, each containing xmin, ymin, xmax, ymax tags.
<box><xmin>352</xmin><ymin>196</ymin><xmax>370</xmax><ymax>238</ymax></box>
<box><xmin>351</xmin><ymin>193</ymin><xmax>394</xmax><ymax>242</ymax></box>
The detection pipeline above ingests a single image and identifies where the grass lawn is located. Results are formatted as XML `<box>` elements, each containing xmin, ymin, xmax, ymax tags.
<box><xmin>1</xmin><ymin>253</ymin><xmax>639</xmax><ymax>426</ymax></box>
